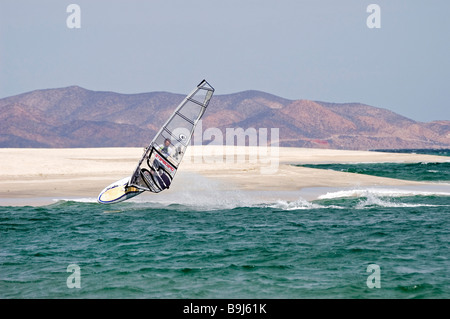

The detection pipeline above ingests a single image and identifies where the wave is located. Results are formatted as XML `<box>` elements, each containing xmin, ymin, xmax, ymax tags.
<box><xmin>57</xmin><ymin>194</ymin><xmax>262</xmax><ymax>213</ymax></box>
<box><xmin>57</xmin><ymin>197</ymin><xmax>98</xmax><ymax>203</ymax></box>
<box><xmin>318</xmin><ymin>188</ymin><xmax>450</xmax><ymax>200</ymax></box>
<box><xmin>266</xmin><ymin>198</ymin><xmax>329</xmax><ymax>210</ymax></box>
<box><xmin>50</xmin><ymin>184</ymin><xmax>450</xmax><ymax>212</ymax></box>
<box><xmin>355</xmin><ymin>194</ymin><xmax>444</xmax><ymax>209</ymax></box>
<box><xmin>316</xmin><ymin>187</ymin><xmax>450</xmax><ymax>209</ymax></box>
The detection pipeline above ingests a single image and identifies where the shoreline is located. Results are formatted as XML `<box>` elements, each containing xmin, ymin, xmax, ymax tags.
<box><xmin>0</xmin><ymin>146</ymin><xmax>448</xmax><ymax>206</ymax></box>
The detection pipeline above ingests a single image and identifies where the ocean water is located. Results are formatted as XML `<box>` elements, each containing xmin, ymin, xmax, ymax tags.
<box><xmin>373</xmin><ymin>149</ymin><xmax>450</xmax><ymax>157</ymax></box>
<box><xmin>1</xmin><ymin>153</ymin><xmax>449</xmax><ymax>299</ymax></box>
<box><xmin>298</xmin><ymin>149</ymin><xmax>450</xmax><ymax>183</ymax></box>
<box><xmin>298</xmin><ymin>162</ymin><xmax>450</xmax><ymax>182</ymax></box>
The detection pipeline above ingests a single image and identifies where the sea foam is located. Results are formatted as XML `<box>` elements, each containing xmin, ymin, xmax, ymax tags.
<box><xmin>318</xmin><ymin>188</ymin><xmax>450</xmax><ymax>200</ymax></box>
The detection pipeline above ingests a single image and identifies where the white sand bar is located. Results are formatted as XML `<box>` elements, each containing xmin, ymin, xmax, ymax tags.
<box><xmin>0</xmin><ymin>146</ymin><xmax>448</xmax><ymax>206</ymax></box>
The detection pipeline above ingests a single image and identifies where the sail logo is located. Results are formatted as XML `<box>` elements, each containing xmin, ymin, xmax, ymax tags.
<box><xmin>155</xmin><ymin>152</ymin><xmax>175</xmax><ymax>172</ymax></box>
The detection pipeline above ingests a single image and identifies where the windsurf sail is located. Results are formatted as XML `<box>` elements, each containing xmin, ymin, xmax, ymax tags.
<box><xmin>128</xmin><ymin>79</ymin><xmax>214</xmax><ymax>193</ymax></box>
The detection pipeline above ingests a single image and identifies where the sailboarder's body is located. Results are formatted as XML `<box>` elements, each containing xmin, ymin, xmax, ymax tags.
<box><xmin>159</xmin><ymin>138</ymin><xmax>172</xmax><ymax>157</ymax></box>
<box><xmin>97</xmin><ymin>80</ymin><xmax>214</xmax><ymax>204</ymax></box>
<box><xmin>147</xmin><ymin>138</ymin><xmax>173</xmax><ymax>190</ymax></box>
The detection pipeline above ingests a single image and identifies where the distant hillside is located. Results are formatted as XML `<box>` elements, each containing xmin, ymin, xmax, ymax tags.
<box><xmin>0</xmin><ymin>86</ymin><xmax>448</xmax><ymax>150</ymax></box>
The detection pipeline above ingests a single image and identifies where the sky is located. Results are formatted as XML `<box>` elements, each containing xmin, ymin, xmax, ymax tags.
<box><xmin>0</xmin><ymin>0</ymin><xmax>449</xmax><ymax>122</ymax></box>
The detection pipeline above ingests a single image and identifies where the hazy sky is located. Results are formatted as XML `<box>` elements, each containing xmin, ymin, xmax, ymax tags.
<box><xmin>1</xmin><ymin>0</ymin><xmax>449</xmax><ymax>122</ymax></box>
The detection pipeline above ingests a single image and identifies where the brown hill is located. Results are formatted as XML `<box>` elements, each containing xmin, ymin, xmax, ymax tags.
<box><xmin>0</xmin><ymin>86</ymin><xmax>448</xmax><ymax>150</ymax></box>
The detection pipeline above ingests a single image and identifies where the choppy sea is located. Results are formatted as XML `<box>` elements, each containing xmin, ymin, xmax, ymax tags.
<box><xmin>1</xmin><ymin>150</ymin><xmax>449</xmax><ymax>299</ymax></box>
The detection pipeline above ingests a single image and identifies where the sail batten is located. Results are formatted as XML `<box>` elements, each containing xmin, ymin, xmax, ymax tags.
<box><xmin>175</xmin><ymin>111</ymin><xmax>195</xmax><ymax>126</ymax></box>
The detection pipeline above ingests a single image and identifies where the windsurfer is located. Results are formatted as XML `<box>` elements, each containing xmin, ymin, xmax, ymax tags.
<box><xmin>159</xmin><ymin>138</ymin><xmax>172</xmax><ymax>157</ymax></box>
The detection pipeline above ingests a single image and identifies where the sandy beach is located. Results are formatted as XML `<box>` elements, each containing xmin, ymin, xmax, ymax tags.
<box><xmin>0</xmin><ymin>146</ymin><xmax>448</xmax><ymax>206</ymax></box>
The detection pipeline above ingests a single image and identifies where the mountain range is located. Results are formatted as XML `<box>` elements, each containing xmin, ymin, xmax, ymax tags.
<box><xmin>0</xmin><ymin>85</ymin><xmax>448</xmax><ymax>150</ymax></box>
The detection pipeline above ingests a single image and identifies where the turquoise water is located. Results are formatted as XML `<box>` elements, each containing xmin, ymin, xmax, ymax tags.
<box><xmin>373</xmin><ymin>149</ymin><xmax>450</xmax><ymax>157</ymax></box>
<box><xmin>1</xmin><ymin>190</ymin><xmax>449</xmax><ymax>299</ymax></box>
<box><xmin>1</xmin><ymin>150</ymin><xmax>449</xmax><ymax>299</ymax></box>
<box><xmin>297</xmin><ymin>148</ymin><xmax>450</xmax><ymax>183</ymax></box>
<box><xmin>297</xmin><ymin>162</ymin><xmax>450</xmax><ymax>182</ymax></box>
